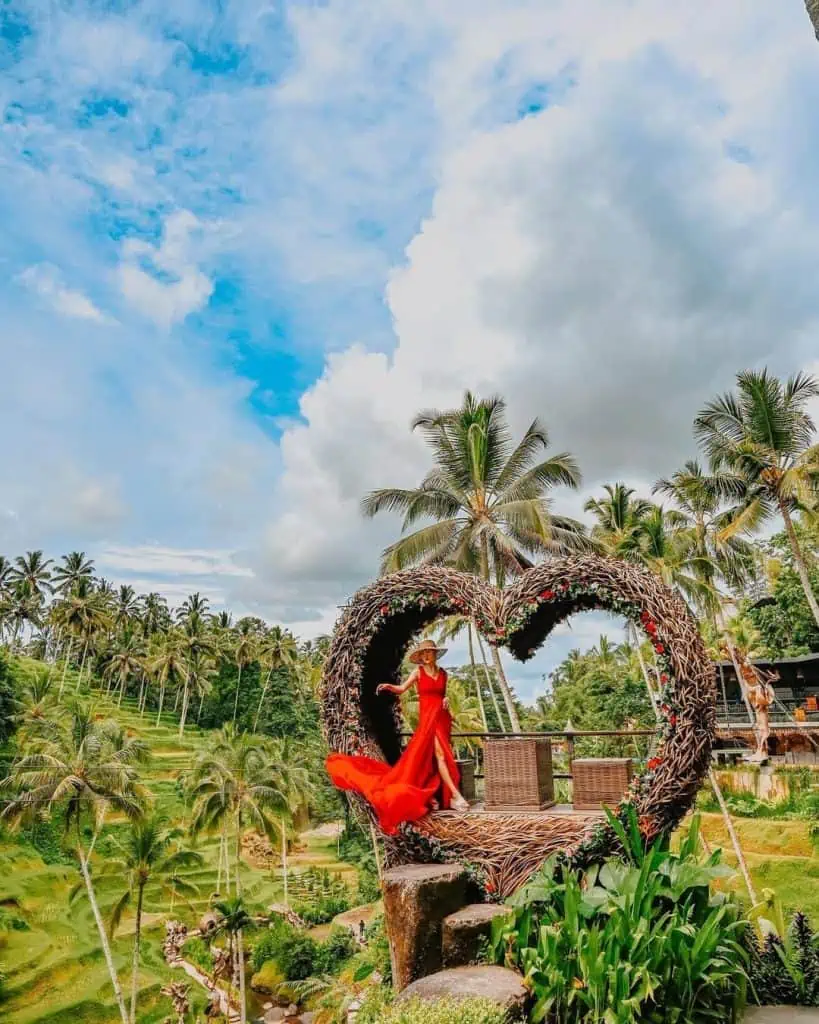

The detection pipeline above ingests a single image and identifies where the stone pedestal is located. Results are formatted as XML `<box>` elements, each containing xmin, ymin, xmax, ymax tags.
<box><xmin>396</xmin><ymin>965</ymin><xmax>528</xmax><ymax>1020</ymax></box>
<box><xmin>442</xmin><ymin>903</ymin><xmax>511</xmax><ymax>967</ymax></box>
<box><xmin>382</xmin><ymin>863</ymin><xmax>469</xmax><ymax>991</ymax></box>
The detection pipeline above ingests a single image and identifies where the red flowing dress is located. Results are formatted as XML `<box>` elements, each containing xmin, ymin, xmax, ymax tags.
<box><xmin>325</xmin><ymin>666</ymin><xmax>461</xmax><ymax>835</ymax></box>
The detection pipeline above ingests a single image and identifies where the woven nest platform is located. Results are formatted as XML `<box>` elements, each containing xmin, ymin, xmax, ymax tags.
<box><xmin>320</xmin><ymin>555</ymin><xmax>715</xmax><ymax>897</ymax></box>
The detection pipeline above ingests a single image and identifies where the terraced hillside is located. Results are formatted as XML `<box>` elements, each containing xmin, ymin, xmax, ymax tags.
<box><xmin>0</xmin><ymin>698</ymin><xmax>353</xmax><ymax>1024</ymax></box>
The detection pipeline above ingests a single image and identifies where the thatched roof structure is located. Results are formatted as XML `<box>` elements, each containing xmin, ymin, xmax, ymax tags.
<box><xmin>320</xmin><ymin>555</ymin><xmax>715</xmax><ymax>896</ymax></box>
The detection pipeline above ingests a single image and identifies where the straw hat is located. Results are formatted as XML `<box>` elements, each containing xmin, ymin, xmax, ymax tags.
<box><xmin>408</xmin><ymin>638</ymin><xmax>447</xmax><ymax>664</ymax></box>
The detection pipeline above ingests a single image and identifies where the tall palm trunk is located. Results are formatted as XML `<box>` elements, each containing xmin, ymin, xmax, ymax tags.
<box><xmin>479</xmin><ymin>535</ymin><xmax>521</xmax><ymax>731</ymax></box>
<box><xmin>129</xmin><ymin>881</ymin><xmax>146</xmax><ymax>1024</ymax></box>
<box><xmin>178</xmin><ymin>683</ymin><xmax>190</xmax><ymax>740</ymax></box>
<box><xmin>489</xmin><ymin>645</ymin><xmax>521</xmax><ymax>732</ymax></box>
<box><xmin>77</xmin><ymin>844</ymin><xmax>129</xmax><ymax>1024</ymax></box>
<box><xmin>475</xmin><ymin>631</ymin><xmax>508</xmax><ymax>732</ymax></box>
<box><xmin>76</xmin><ymin>638</ymin><xmax>89</xmax><ymax>693</ymax></box>
<box><xmin>708</xmin><ymin>769</ymin><xmax>757</xmax><ymax>904</ymax></box>
<box><xmin>467</xmin><ymin>624</ymin><xmax>488</xmax><ymax>732</ymax></box>
<box><xmin>253</xmin><ymin>665</ymin><xmax>274</xmax><ymax>733</ymax></box>
<box><xmin>58</xmin><ymin>637</ymin><xmax>74</xmax><ymax>700</ymax></box>
<box><xmin>629</xmin><ymin>623</ymin><xmax>660</xmax><ymax>720</ymax></box>
<box><xmin>281</xmin><ymin>818</ymin><xmax>289</xmax><ymax>908</ymax></box>
<box><xmin>780</xmin><ymin>503</ymin><xmax>819</xmax><ymax>627</ymax></box>
<box><xmin>156</xmin><ymin>681</ymin><xmax>166</xmax><ymax>726</ymax></box>
<box><xmin>232</xmin><ymin>663</ymin><xmax>243</xmax><ymax>726</ymax></box>
<box><xmin>234</xmin><ymin>815</ymin><xmax>247</xmax><ymax>1024</ymax></box>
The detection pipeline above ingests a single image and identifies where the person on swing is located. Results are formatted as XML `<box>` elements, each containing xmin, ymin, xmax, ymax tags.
<box><xmin>326</xmin><ymin>638</ymin><xmax>470</xmax><ymax>834</ymax></box>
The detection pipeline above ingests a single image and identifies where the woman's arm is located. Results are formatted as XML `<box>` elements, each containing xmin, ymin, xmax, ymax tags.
<box><xmin>377</xmin><ymin>667</ymin><xmax>419</xmax><ymax>697</ymax></box>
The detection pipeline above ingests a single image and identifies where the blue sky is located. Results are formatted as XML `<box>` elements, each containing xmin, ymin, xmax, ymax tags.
<box><xmin>3</xmin><ymin>1</ymin><xmax>819</xmax><ymax>701</ymax></box>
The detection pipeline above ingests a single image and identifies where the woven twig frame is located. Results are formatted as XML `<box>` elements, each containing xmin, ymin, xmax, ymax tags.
<box><xmin>320</xmin><ymin>555</ymin><xmax>715</xmax><ymax>896</ymax></box>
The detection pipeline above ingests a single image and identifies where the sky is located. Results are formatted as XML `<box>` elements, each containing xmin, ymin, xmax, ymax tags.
<box><xmin>3</xmin><ymin>0</ymin><xmax>819</xmax><ymax>702</ymax></box>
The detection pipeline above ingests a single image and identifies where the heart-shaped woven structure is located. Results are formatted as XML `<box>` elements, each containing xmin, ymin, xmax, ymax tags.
<box><xmin>320</xmin><ymin>555</ymin><xmax>715</xmax><ymax>896</ymax></box>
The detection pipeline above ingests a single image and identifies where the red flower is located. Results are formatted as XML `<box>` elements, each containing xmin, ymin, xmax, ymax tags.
<box><xmin>380</xmin><ymin>605</ymin><xmax>389</xmax><ymax>614</ymax></box>
<box><xmin>640</xmin><ymin>610</ymin><xmax>650</xmax><ymax>622</ymax></box>
<box><xmin>654</xmin><ymin>642</ymin><xmax>665</xmax><ymax>654</ymax></box>
<box><xmin>485</xmin><ymin>880</ymin><xmax>496</xmax><ymax>894</ymax></box>
<box><xmin>647</xmin><ymin>757</ymin><xmax>663</xmax><ymax>771</ymax></box>
<box><xmin>669</xmin><ymin>714</ymin><xmax>677</xmax><ymax>727</ymax></box>
<box><xmin>540</xmin><ymin>589</ymin><xmax>555</xmax><ymax>599</ymax></box>
<box><xmin>560</xmin><ymin>582</ymin><xmax>569</xmax><ymax>591</ymax></box>
<box><xmin>660</xmin><ymin>674</ymin><xmax>668</xmax><ymax>684</ymax></box>
<box><xmin>645</xmin><ymin>622</ymin><xmax>657</xmax><ymax>635</ymax></box>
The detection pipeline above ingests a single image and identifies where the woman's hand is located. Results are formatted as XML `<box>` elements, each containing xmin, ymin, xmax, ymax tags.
<box><xmin>376</xmin><ymin>683</ymin><xmax>397</xmax><ymax>696</ymax></box>
<box><xmin>443</xmin><ymin>696</ymin><xmax>450</xmax><ymax>712</ymax></box>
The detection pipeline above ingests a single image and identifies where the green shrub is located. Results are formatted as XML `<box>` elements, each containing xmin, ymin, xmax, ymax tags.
<box><xmin>746</xmin><ymin>910</ymin><xmax>819</xmax><ymax>1006</ymax></box>
<box><xmin>368</xmin><ymin>997</ymin><xmax>508</xmax><ymax>1024</ymax></box>
<box><xmin>363</xmin><ymin>914</ymin><xmax>392</xmax><ymax>986</ymax></box>
<box><xmin>295</xmin><ymin>894</ymin><xmax>351</xmax><ymax>926</ymax></box>
<box><xmin>251</xmin><ymin>919</ymin><xmax>298</xmax><ymax>973</ymax></box>
<box><xmin>493</xmin><ymin>809</ymin><xmax>748</xmax><ymax>1023</ymax></box>
<box><xmin>182</xmin><ymin>937</ymin><xmax>213</xmax><ymax>973</ymax></box>
<box><xmin>250</xmin><ymin>960</ymin><xmax>287</xmax><ymax>996</ymax></box>
<box><xmin>316</xmin><ymin>927</ymin><xmax>357</xmax><ymax>974</ymax></box>
<box><xmin>275</xmin><ymin>933</ymin><xmax>320</xmax><ymax>981</ymax></box>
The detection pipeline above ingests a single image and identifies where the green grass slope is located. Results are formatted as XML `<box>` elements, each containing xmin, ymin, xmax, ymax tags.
<box><xmin>0</xmin><ymin>694</ymin><xmax>352</xmax><ymax>1024</ymax></box>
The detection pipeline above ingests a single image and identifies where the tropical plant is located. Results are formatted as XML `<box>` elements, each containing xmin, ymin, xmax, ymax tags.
<box><xmin>745</xmin><ymin>909</ymin><xmax>819</xmax><ymax>1007</ymax></box>
<box><xmin>51</xmin><ymin>551</ymin><xmax>95</xmax><ymax>595</ymax></box>
<box><xmin>211</xmin><ymin>895</ymin><xmax>253</xmax><ymax>1020</ymax></box>
<box><xmin>0</xmin><ymin>705</ymin><xmax>150</xmax><ymax>1024</ymax></box>
<box><xmin>694</xmin><ymin>369</ymin><xmax>819</xmax><ymax>627</ymax></box>
<box><xmin>103</xmin><ymin>817</ymin><xmax>203</xmax><ymax>1023</ymax></box>
<box><xmin>363</xmin><ymin>393</ymin><xmax>586</xmax><ymax>730</ymax></box>
<box><xmin>492</xmin><ymin>811</ymin><xmax>747</xmax><ymax>1023</ymax></box>
<box><xmin>231</xmin><ymin>620</ymin><xmax>258</xmax><ymax>726</ymax></box>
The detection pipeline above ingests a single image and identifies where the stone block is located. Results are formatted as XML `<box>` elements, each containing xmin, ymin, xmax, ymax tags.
<box><xmin>442</xmin><ymin>903</ymin><xmax>512</xmax><ymax>967</ymax></box>
<box><xmin>382</xmin><ymin>863</ymin><xmax>469</xmax><ymax>991</ymax></box>
<box><xmin>396</xmin><ymin>965</ymin><xmax>528</xmax><ymax>1020</ymax></box>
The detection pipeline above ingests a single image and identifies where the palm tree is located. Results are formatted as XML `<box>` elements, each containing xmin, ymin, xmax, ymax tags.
<box><xmin>0</xmin><ymin>555</ymin><xmax>12</xmax><ymax>596</ymax></box>
<box><xmin>362</xmin><ymin>392</ymin><xmax>586</xmax><ymax>731</ymax></box>
<box><xmin>253</xmin><ymin>627</ymin><xmax>298</xmax><ymax>733</ymax></box>
<box><xmin>114</xmin><ymin>586</ymin><xmax>140</xmax><ymax>633</ymax></box>
<box><xmin>585</xmin><ymin>483</ymin><xmax>653</xmax><ymax>559</ymax></box>
<box><xmin>188</xmin><ymin>727</ymin><xmax>290</xmax><ymax>1023</ymax></box>
<box><xmin>1</xmin><ymin>579</ymin><xmax>44</xmax><ymax>650</ymax></box>
<box><xmin>146</xmin><ymin>631</ymin><xmax>188</xmax><ymax>726</ymax></box>
<box><xmin>694</xmin><ymin>369</ymin><xmax>819</xmax><ymax>627</ymax></box>
<box><xmin>0</xmin><ymin>705</ymin><xmax>150</xmax><ymax>1024</ymax></box>
<box><xmin>177</xmin><ymin>613</ymin><xmax>218</xmax><ymax>738</ymax></box>
<box><xmin>104</xmin><ymin>631</ymin><xmax>146</xmax><ymax>706</ymax></box>
<box><xmin>139</xmin><ymin>592</ymin><xmax>170</xmax><ymax>638</ymax></box>
<box><xmin>264</xmin><ymin>736</ymin><xmax>315</xmax><ymax>908</ymax></box>
<box><xmin>51</xmin><ymin>579</ymin><xmax>110</xmax><ymax>698</ymax></box>
<box><xmin>52</xmin><ymin>551</ymin><xmax>95</xmax><ymax>594</ymax></box>
<box><xmin>10</xmin><ymin>550</ymin><xmax>54</xmax><ymax>601</ymax></box>
<box><xmin>178</xmin><ymin>592</ymin><xmax>210</xmax><ymax>624</ymax></box>
<box><xmin>210</xmin><ymin>896</ymin><xmax>252</xmax><ymax>1015</ymax></box>
<box><xmin>653</xmin><ymin>460</ymin><xmax>755</xmax><ymax>618</ymax></box>
<box><xmin>106</xmin><ymin>817</ymin><xmax>203</xmax><ymax>1024</ymax></box>
<box><xmin>231</xmin><ymin>621</ymin><xmax>258</xmax><ymax>726</ymax></box>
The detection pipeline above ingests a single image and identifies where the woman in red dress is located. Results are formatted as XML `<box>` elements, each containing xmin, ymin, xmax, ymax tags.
<box><xmin>325</xmin><ymin>638</ymin><xmax>469</xmax><ymax>834</ymax></box>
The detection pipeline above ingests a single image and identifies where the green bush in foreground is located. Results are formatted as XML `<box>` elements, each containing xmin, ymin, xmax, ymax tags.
<box><xmin>357</xmin><ymin>995</ymin><xmax>508</xmax><ymax>1024</ymax></box>
<box><xmin>493</xmin><ymin>810</ymin><xmax>747</xmax><ymax>1023</ymax></box>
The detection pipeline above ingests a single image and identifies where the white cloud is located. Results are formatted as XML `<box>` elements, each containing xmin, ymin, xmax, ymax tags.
<box><xmin>241</xmin><ymin>0</ymin><xmax>819</xmax><ymax>670</ymax></box>
<box><xmin>118</xmin><ymin>210</ymin><xmax>215</xmax><ymax>329</ymax></box>
<box><xmin>97</xmin><ymin>544</ymin><xmax>253</xmax><ymax>578</ymax></box>
<box><xmin>17</xmin><ymin>264</ymin><xmax>113</xmax><ymax>324</ymax></box>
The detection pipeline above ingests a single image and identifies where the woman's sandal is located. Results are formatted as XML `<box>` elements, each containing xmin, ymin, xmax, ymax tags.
<box><xmin>450</xmin><ymin>794</ymin><xmax>469</xmax><ymax>812</ymax></box>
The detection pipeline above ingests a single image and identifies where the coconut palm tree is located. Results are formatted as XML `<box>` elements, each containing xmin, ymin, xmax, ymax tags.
<box><xmin>0</xmin><ymin>555</ymin><xmax>12</xmax><ymax>596</ymax></box>
<box><xmin>106</xmin><ymin>817</ymin><xmax>203</xmax><ymax>1024</ymax></box>
<box><xmin>585</xmin><ymin>483</ymin><xmax>654</xmax><ymax>560</ymax></box>
<box><xmin>177</xmin><ymin>613</ymin><xmax>218</xmax><ymax>738</ymax></box>
<box><xmin>146</xmin><ymin>631</ymin><xmax>188</xmax><ymax>726</ymax></box>
<box><xmin>104</xmin><ymin>631</ymin><xmax>146</xmax><ymax>707</ymax></box>
<box><xmin>362</xmin><ymin>392</ymin><xmax>586</xmax><ymax>731</ymax></box>
<box><xmin>1</xmin><ymin>579</ymin><xmax>44</xmax><ymax>650</ymax></box>
<box><xmin>694</xmin><ymin>369</ymin><xmax>819</xmax><ymax>627</ymax></box>
<box><xmin>210</xmin><ymin>896</ymin><xmax>252</xmax><ymax>1015</ymax></box>
<box><xmin>653</xmin><ymin>460</ymin><xmax>755</xmax><ymax>617</ymax></box>
<box><xmin>52</xmin><ymin>551</ymin><xmax>95</xmax><ymax>594</ymax></box>
<box><xmin>264</xmin><ymin>736</ymin><xmax>315</xmax><ymax>908</ymax></box>
<box><xmin>178</xmin><ymin>592</ymin><xmax>210</xmax><ymax>624</ymax></box>
<box><xmin>231</xmin><ymin>621</ymin><xmax>258</xmax><ymax>726</ymax></box>
<box><xmin>10</xmin><ymin>550</ymin><xmax>54</xmax><ymax>602</ymax></box>
<box><xmin>253</xmin><ymin>627</ymin><xmax>298</xmax><ymax>733</ymax></box>
<box><xmin>0</xmin><ymin>705</ymin><xmax>150</xmax><ymax>1024</ymax></box>
<box><xmin>51</xmin><ymin>579</ymin><xmax>110</xmax><ymax>698</ymax></box>
<box><xmin>188</xmin><ymin>727</ymin><xmax>290</xmax><ymax>1024</ymax></box>
<box><xmin>139</xmin><ymin>592</ymin><xmax>170</xmax><ymax>638</ymax></box>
